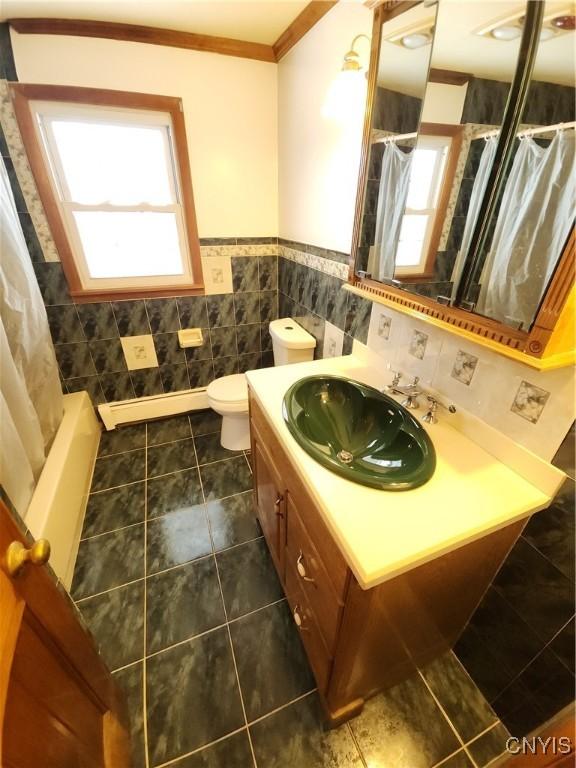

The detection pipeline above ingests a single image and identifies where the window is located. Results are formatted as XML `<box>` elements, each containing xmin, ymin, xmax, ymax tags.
<box><xmin>12</xmin><ymin>86</ymin><xmax>203</xmax><ymax>298</ymax></box>
<box><xmin>394</xmin><ymin>127</ymin><xmax>462</xmax><ymax>278</ymax></box>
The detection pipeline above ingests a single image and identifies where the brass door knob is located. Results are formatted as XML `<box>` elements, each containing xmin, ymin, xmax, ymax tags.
<box><xmin>5</xmin><ymin>539</ymin><xmax>51</xmax><ymax>577</ymax></box>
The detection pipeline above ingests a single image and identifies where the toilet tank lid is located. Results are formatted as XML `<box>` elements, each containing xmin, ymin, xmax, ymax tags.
<box><xmin>269</xmin><ymin>318</ymin><xmax>317</xmax><ymax>350</ymax></box>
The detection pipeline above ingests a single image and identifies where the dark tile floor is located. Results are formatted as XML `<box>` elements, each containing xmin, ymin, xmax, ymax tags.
<box><xmin>73</xmin><ymin>412</ymin><xmax>512</xmax><ymax>768</ymax></box>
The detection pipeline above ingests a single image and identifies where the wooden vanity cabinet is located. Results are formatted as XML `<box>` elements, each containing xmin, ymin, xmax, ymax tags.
<box><xmin>249</xmin><ymin>390</ymin><xmax>525</xmax><ymax>724</ymax></box>
<box><xmin>251</xmin><ymin>423</ymin><xmax>286</xmax><ymax>578</ymax></box>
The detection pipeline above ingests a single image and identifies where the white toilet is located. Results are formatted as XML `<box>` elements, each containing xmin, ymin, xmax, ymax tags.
<box><xmin>206</xmin><ymin>318</ymin><xmax>316</xmax><ymax>451</ymax></box>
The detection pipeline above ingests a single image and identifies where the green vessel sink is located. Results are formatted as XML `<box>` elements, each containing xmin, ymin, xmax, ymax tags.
<box><xmin>283</xmin><ymin>375</ymin><xmax>436</xmax><ymax>491</ymax></box>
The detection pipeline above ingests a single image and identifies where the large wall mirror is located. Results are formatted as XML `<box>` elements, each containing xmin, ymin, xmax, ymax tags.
<box><xmin>353</xmin><ymin>0</ymin><xmax>575</xmax><ymax>348</ymax></box>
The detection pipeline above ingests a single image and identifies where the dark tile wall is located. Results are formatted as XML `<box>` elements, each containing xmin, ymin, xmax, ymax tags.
<box><xmin>0</xmin><ymin>23</ymin><xmax>17</xmax><ymax>82</ymax></box>
<box><xmin>373</xmin><ymin>87</ymin><xmax>422</xmax><ymax>134</ymax></box>
<box><xmin>278</xmin><ymin>241</ymin><xmax>371</xmax><ymax>359</ymax></box>
<box><xmin>455</xmin><ymin>422</ymin><xmax>576</xmax><ymax>736</ymax></box>
<box><xmin>36</xmin><ymin>252</ymin><xmax>278</xmax><ymax>404</ymax></box>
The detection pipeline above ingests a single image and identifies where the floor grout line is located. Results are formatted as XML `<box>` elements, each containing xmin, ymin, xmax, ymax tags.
<box><xmin>346</xmin><ymin>721</ymin><xmax>368</xmax><ymax>768</ymax></box>
<box><xmin>246</xmin><ymin>688</ymin><xmax>318</xmax><ymax>727</ymax></box>
<box><xmin>74</xmin><ymin>538</ymin><xmax>273</xmax><ymax>604</ymax></box>
<box><xmin>198</xmin><ymin>466</ymin><xmax>260</xmax><ymax>768</ymax></box>
<box><xmin>417</xmin><ymin>667</ymin><xmax>467</xmax><ymax>751</ymax></box>
<box><xmin>430</xmin><ymin>746</ymin><xmax>469</xmax><ymax>768</ymax></box>
<box><xmin>463</xmin><ymin>721</ymin><xmax>502</xmax><ymax>747</ymax></box>
<box><xmin>91</xmin><ymin>449</ymin><xmax>244</xmax><ymax>497</ymax></box>
<box><xmin>153</xmin><ymin>726</ymin><xmax>249</xmax><ymax>768</ymax></box>
<box><xmin>80</xmin><ymin>519</ymin><xmax>145</xmax><ymax>542</ymax></box>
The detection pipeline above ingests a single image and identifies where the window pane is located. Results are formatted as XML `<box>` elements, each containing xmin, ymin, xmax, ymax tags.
<box><xmin>51</xmin><ymin>121</ymin><xmax>174</xmax><ymax>205</ymax></box>
<box><xmin>406</xmin><ymin>148</ymin><xmax>440</xmax><ymax>210</ymax></box>
<box><xmin>396</xmin><ymin>214</ymin><xmax>428</xmax><ymax>266</ymax></box>
<box><xmin>73</xmin><ymin>211</ymin><xmax>184</xmax><ymax>278</ymax></box>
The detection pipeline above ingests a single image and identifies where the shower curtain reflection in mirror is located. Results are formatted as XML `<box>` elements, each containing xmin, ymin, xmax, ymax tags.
<box><xmin>475</xmin><ymin>129</ymin><xmax>575</xmax><ymax>329</ymax></box>
<box><xmin>0</xmin><ymin>157</ymin><xmax>64</xmax><ymax>516</ymax></box>
<box><xmin>368</xmin><ymin>142</ymin><xmax>412</xmax><ymax>281</ymax></box>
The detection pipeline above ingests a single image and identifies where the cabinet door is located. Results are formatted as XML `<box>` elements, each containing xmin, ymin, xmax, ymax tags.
<box><xmin>0</xmin><ymin>500</ymin><xmax>131</xmax><ymax>768</ymax></box>
<box><xmin>252</xmin><ymin>428</ymin><xmax>286</xmax><ymax>580</ymax></box>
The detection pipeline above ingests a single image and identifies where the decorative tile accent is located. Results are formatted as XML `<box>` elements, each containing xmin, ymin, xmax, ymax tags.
<box><xmin>377</xmin><ymin>313</ymin><xmax>392</xmax><ymax>340</ymax></box>
<box><xmin>0</xmin><ymin>80</ymin><xmax>60</xmax><ymax>261</ymax></box>
<box><xmin>322</xmin><ymin>320</ymin><xmax>344</xmax><ymax>358</ymax></box>
<box><xmin>201</xmin><ymin>255</ymin><xmax>234</xmax><ymax>294</ymax></box>
<box><xmin>200</xmin><ymin>243</ymin><xmax>279</xmax><ymax>258</ymax></box>
<box><xmin>511</xmin><ymin>381</ymin><xmax>551</xmax><ymax>424</ymax></box>
<box><xmin>409</xmin><ymin>330</ymin><xmax>429</xmax><ymax>360</ymax></box>
<box><xmin>451</xmin><ymin>350</ymin><xmax>479</xmax><ymax>386</ymax></box>
<box><xmin>279</xmin><ymin>246</ymin><xmax>349</xmax><ymax>280</ymax></box>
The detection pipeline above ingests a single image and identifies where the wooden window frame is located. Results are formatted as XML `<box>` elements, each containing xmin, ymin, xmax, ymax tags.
<box><xmin>11</xmin><ymin>83</ymin><xmax>204</xmax><ymax>301</ymax></box>
<box><xmin>395</xmin><ymin>122</ymin><xmax>463</xmax><ymax>282</ymax></box>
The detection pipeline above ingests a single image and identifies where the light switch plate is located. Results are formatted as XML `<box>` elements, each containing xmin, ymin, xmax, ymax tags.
<box><xmin>120</xmin><ymin>334</ymin><xmax>159</xmax><ymax>370</ymax></box>
<box><xmin>201</xmin><ymin>255</ymin><xmax>233</xmax><ymax>294</ymax></box>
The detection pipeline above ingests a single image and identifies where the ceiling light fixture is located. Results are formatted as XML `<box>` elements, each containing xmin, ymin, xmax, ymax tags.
<box><xmin>551</xmin><ymin>14</ymin><xmax>575</xmax><ymax>29</ymax></box>
<box><xmin>401</xmin><ymin>31</ymin><xmax>433</xmax><ymax>48</ymax></box>
<box><xmin>538</xmin><ymin>26</ymin><xmax>557</xmax><ymax>41</ymax></box>
<box><xmin>490</xmin><ymin>24</ymin><xmax>522</xmax><ymax>41</ymax></box>
<box><xmin>477</xmin><ymin>7</ymin><xmax>575</xmax><ymax>42</ymax></box>
<box><xmin>383</xmin><ymin>19</ymin><xmax>435</xmax><ymax>49</ymax></box>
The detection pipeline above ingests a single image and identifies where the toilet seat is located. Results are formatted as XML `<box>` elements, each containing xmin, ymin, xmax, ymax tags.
<box><xmin>207</xmin><ymin>374</ymin><xmax>248</xmax><ymax>411</ymax></box>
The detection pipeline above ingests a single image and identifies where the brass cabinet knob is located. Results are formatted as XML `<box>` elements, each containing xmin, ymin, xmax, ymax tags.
<box><xmin>292</xmin><ymin>605</ymin><xmax>308</xmax><ymax>631</ymax></box>
<box><xmin>296</xmin><ymin>552</ymin><xmax>315</xmax><ymax>583</ymax></box>
<box><xmin>274</xmin><ymin>494</ymin><xmax>284</xmax><ymax>518</ymax></box>
<box><xmin>5</xmin><ymin>539</ymin><xmax>51</xmax><ymax>577</ymax></box>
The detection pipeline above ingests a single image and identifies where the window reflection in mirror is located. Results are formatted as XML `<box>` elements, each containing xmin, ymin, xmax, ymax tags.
<box><xmin>356</xmin><ymin>2</ymin><xmax>437</xmax><ymax>277</ymax></box>
<box><xmin>466</xmin><ymin>0</ymin><xmax>575</xmax><ymax>331</ymax></box>
<box><xmin>390</xmin><ymin>0</ymin><xmax>528</xmax><ymax>300</ymax></box>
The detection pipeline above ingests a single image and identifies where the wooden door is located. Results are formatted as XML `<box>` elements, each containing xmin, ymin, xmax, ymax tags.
<box><xmin>0</xmin><ymin>500</ymin><xmax>131</xmax><ymax>768</ymax></box>
<box><xmin>251</xmin><ymin>425</ymin><xmax>286</xmax><ymax>580</ymax></box>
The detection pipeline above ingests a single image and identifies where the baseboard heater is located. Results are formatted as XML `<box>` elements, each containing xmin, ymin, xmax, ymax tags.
<box><xmin>98</xmin><ymin>387</ymin><xmax>210</xmax><ymax>431</ymax></box>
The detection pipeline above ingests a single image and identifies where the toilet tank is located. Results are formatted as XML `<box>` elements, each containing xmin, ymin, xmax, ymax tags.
<box><xmin>269</xmin><ymin>318</ymin><xmax>316</xmax><ymax>366</ymax></box>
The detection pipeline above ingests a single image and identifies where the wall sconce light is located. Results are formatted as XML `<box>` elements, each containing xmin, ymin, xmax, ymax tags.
<box><xmin>341</xmin><ymin>34</ymin><xmax>371</xmax><ymax>72</ymax></box>
<box><xmin>322</xmin><ymin>33</ymin><xmax>371</xmax><ymax>121</ymax></box>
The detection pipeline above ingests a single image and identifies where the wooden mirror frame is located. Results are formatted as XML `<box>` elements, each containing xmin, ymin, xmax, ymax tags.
<box><xmin>349</xmin><ymin>0</ymin><xmax>575</xmax><ymax>359</ymax></box>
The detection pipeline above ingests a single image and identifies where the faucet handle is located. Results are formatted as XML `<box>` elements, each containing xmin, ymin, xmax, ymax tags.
<box><xmin>422</xmin><ymin>395</ymin><xmax>456</xmax><ymax>423</ymax></box>
<box><xmin>384</xmin><ymin>369</ymin><xmax>402</xmax><ymax>391</ymax></box>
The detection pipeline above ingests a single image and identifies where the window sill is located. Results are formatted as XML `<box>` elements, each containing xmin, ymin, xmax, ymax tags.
<box><xmin>70</xmin><ymin>283</ymin><xmax>205</xmax><ymax>302</ymax></box>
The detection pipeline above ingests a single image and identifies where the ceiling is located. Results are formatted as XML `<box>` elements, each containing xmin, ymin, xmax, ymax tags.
<box><xmin>0</xmin><ymin>0</ymin><xmax>311</xmax><ymax>44</ymax></box>
<box><xmin>379</xmin><ymin>0</ymin><xmax>575</xmax><ymax>94</ymax></box>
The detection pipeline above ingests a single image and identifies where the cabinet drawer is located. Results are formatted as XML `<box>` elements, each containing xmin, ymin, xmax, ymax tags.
<box><xmin>285</xmin><ymin>563</ymin><xmax>332</xmax><ymax>694</ymax></box>
<box><xmin>286</xmin><ymin>495</ymin><xmax>343</xmax><ymax>653</ymax></box>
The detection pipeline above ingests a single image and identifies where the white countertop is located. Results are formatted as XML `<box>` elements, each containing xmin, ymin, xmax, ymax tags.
<box><xmin>246</xmin><ymin>353</ymin><xmax>565</xmax><ymax>590</ymax></box>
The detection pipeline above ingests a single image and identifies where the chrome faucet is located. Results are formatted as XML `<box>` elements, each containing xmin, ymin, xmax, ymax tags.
<box><xmin>384</xmin><ymin>373</ymin><xmax>422</xmax><ymax>409</ymax></box>
<box><xmin>384</xmin><ymin>370</ymin><xmax>456</xmax><ymax>421</ymax></box>
<box><xmin>422</xmin><ymin>396</ymin><xmax>457</xmax><ymax>424</ymax></box>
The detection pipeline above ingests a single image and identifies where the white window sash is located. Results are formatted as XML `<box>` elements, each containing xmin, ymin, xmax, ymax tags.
<box><xmin>32</xmin><ymin>101</ymin><xmax>193</xmax><ymax>290</ymax></box>
<box><xmin>395</xmin><ymin>136</ymin><xmax>452</xmax><ymax>275</ymax></box>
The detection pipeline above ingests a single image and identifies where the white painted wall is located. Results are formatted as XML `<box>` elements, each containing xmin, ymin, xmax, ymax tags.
<box><xmin>421</xmin><ymin>82</ymin><xmax>468</xmax><ymax>125</ymax></box>
<box><xmin>10</xmin><ymin>31</ymin><xmax>278</xmax><ymax>238</ymax></box>
<box><xmin>277</xmin><ymin>2</ymin><xmax>372</xmax><ymax>253</ymax></box>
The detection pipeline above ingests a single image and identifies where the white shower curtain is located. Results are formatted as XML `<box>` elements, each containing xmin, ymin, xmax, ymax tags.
<box><xmin>368</xmin><ymin>142</ymin><xmax>412</xmax><ymax>281</ymax></box>
<box><xmin>0</xmin><ymin>158</ymin><xmax>64</xmax><ymax>516</ymax></box>
<box><xmin>476</xmin><ymin>131</ymin><xmax>575</xmax><ymax>328</ymax></box>
<box><xmin>451</xmin><ymin>137</ymin><xmax>498</xmax><ymax>291</ymax></box>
